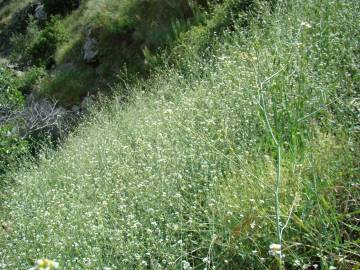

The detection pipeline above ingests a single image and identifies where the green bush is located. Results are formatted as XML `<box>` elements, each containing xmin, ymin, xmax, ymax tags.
<box><xmin>9</xmin><ymin>18</ymin><xmax>39</xmax><ymax>66</ymax></box>
<box><xmin>18</xmin><ymin>66</ymin><xmax>47</xmax><ymax>94</ymax></box>
<box><xmin>10</xmin><ymin>17</ymin><xmax>67</xmax><ymax>69</ymax></box>
<box><xmin>0</xmin><ymin>67</ymin><xmax>28</xmax><ymax>180</ymax></box>
<box><xmin>43</xmin><ymin>0</ymin><xmax>80</xmax><ymax>15</ymax></box>
<box><xmin>40</xmin><ymin>65</ymin><xmax>96</xmax><ymax>104</ymax></box>
<box><xmin>0</xmin><ymin>67</ymin><xmax>24</xmax><ymax>111</ymax></box>
<box><xmin>0</xmin><ymin>124</ymin><xmax>28</xmax><ymax>180</ymax></box>
<box><xmin>29</xmin><ymin>17</ymin><xmax>67</xmax><ymax>68</ymax></box>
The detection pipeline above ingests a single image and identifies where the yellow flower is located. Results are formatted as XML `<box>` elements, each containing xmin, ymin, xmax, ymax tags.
<box><xmin>29</xmin><ymin>259</ymin><xmax>59</xmax><ymax>270</ymax></box>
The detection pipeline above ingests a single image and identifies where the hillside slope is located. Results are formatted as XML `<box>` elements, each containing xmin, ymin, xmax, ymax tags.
<box><xmin>1</xmin><ymin>1</ymin><xmax>359</xmax><ymax>269</ymax></box>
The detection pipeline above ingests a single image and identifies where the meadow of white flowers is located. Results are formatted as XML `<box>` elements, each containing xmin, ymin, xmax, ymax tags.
<box><xmin>1</xmin><ymin>0</ymin><xmax>359</xmax><ymax>269</ymax></box>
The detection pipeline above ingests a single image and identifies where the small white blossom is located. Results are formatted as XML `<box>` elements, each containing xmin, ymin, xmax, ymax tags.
<box><xmin>182</xmin><ymin>260</ymin><xmax>192</xmax><ymax>270</ymax></box>
<box><xmin>202</xmin><ymin>257</ymin><xmax>209</xmax><ymax>263</ymax></box>
<box><xmin>301</xmin><ymin>21</ymin><xmax>312</xmax><ymax>28</ymax></box>
<box><xmin>269</xmin><ymin>243</ymin><xmax>282</xmax><ymax>257</ymax></box>
<box><xmin>293</xmin><ymin>259</ymin><xmax>301</xmax><ymax>266</ymax></box>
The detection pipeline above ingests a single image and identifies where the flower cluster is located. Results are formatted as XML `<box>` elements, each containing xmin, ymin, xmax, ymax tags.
<box><xmin>29</xmin><ymin>259</ymin><xmax>59</xmax><ymax>270</ymax></box>
<box><xmin>269</xmin><ymin>244</ymin><xmax>282</xmax><ymax>257</ymax></box>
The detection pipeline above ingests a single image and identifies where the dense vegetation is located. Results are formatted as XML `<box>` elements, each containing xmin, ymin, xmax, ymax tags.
<box><xmin>0</xmin><ymin>67</ymin><xmax>27</xmax><ymax>177</ymax></box>
<box><xmin>0</xmin><ymin>0</ymin><xmax>359</xmax><ymax>269</ymax></box>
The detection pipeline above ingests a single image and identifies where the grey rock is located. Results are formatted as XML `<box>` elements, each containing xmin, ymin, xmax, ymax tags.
<box><xmin>34</xmin><ymin>4</ymin><xmax>47</xmax><ymax>22</ymax></box>
<box><xmin>82</xmin><ymin>26</ymin><xmax>99</xmax><ymax>64</ymax></box>
<box><xmin>83</xmin><ymin>38</ymin><xmax>99</xmax><ymax>63</ymax></box>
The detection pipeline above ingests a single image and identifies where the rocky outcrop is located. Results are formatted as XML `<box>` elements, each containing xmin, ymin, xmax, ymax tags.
<box><xmin>34</xmin><ymin>4</ymin><xmax>47</xmax><ymax>23</ymax></box>
<box><xmin>82</xmin><ymin>27</ymin><xmax>99</xmax><ymax>64</ymax></box>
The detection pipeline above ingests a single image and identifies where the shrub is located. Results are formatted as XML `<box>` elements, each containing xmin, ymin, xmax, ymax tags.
<box><xmin>0</xmin><ymin>1</ymin><xmax>38</xmax><ymax>49</ymax></box>
<box><xmin>0</xmin><ymin>66</ymin><xmax>67</xmax><ymax>181</ymax></box>
<box><xmin>9</xmin><ymin>17</ymin><xmax>39</xmax><ymax>66</ymax></box>
<box><xmin>0</xmin><ymin>66</ymin><xmax>24</xmax><ymax>111</ymax></box>
<box><xmin>40</xmin><ymin>65</ymin><xmax>96</xmax><ymax>104</ymax></box>
<box><xmin>0</xmin><ymin>124</ymin><xmax>29</xmax><ymax>180</ymax></box>
<box><xmin>42</xmin><ymin>0</ymin><xmax>80</xmax><ymax>16</ymax></box>
<box><xmin>0</xmin><ymin>67</ymin><xmax>28</xmax><ymax>179</ymax></box>
<box><xmin>29</xmin><ymin>17</ymin><xmax>67</xmax><ymax>68</ymax></box>
<box><xmin>18</xmin><ymin>66</ymin><xmax>47</xmax><ymax>94</ymax></box>
<box><xmin>10</xmin><ymin>17</ymin><xmax>67</xmax><ymax>69</ymax></box>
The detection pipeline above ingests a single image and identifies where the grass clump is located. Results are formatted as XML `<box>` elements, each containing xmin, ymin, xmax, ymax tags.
<box><xmin>0</xmin><ymin>0</ymin><xmax>359</xmax><ymax>269</ymax></box>
<box><xmin>39</xmin><ymin>64</ymin><xmax>96</xmax><ymax>104</ymax></box>
<box><xmin>84</xmin><ymin>0</ymin><xmax>203</xmax><ymax>46</ymax></box>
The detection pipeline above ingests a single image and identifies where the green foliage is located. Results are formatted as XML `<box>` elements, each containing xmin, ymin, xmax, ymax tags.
<box><xmin>0</xmin><ymin>124</ymin><xmax>28</xmax><ymax>180</ymax></box>
<box><xmin>29</xmin><ymin>17</ymin><xmax>68</xmax><ymax>68</ymax></box>
<box><xmin>17</xmin><ymin>66</ymin><xmax>47</xmax><ymax>93</ymax></box>
<box><xmin>171</xmin><ymin>0</ymin><xmax>273</xmax><ymax>67</ymax></box>
<box><xmin>0</xmin><ymin>65</ymin><xmax>45</xmax><ymax>182</ymax></box>
<box><xmin>40</xmin><ymin>64</ymin><xmax>96</xmax><ymax>104</ymax></box>
<box><xmin>0</xmin><ymin>67</ymin><xmax>28</xmax><ymax>180</ymax></box>
<box><xmin>43</xmin><ymin>0</ymin><xmax>80</xmax><ymax>16</ymax></box>
<box><xmin>0</xmin><ymin>0</ymin><xmax>36</xmax><ymax>50</ymax></box>
<box><xmin>9</xmin><ymin>18</ymin><xmax>38</xmax><ymax>65</ymax></box>
<box><xmin>0</xmin><ymin>67</ymin><xmax>24</xmax><ymax>111</ymax></box>
<box><xmin>85</xmin><ymin>0</ymin><xmax>205</xmax><ymax>48</ymax></box>
<box><xmin>10</xmin><ymin>17</ymin><xmax>67</xmax><ymax>69</ymax></box>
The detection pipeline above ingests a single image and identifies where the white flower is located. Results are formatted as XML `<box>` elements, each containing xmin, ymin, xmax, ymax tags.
<box><xmin>164</xmin><ymin>108</ymin><xmax>173</xmax><ymax>114</ymax></box>
<box><xmin>250</xmin><ymin>221</ymin><xmax>256</xmax><ymax>229</ymax></box>
<box><xmin>269</xmin><ymin>243</ymin><xmax>282</xmax><ymax>257</ymax></box>
<box><xmin>182</xmin><ymin>260</ymin><xmax>192</xmax><ymax>270</ymax></box>
<box><xmin>202</xmin><ymin>257</ymin><xmax>209</xmax><ymax>263</ymax></box>
<box><xmin>301</xmin><ymin>21</ymin><xmax>312</xmax><ymax>28</ymax></box>
<box><xmin>293</xmin><ymin>259</ymin><xmax>301</xmax><ymax>266</ymax></box>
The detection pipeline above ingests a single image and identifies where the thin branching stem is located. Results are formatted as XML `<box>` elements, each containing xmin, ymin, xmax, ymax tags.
<box><xmin>255</xmin><ymin>66</ymin><xmax>285</xmax><ymax>269</ymax></box>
